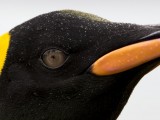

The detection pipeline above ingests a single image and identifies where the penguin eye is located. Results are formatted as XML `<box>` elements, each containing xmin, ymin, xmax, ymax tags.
<box><xmin>41</xmin><ymin>49</ymin><xmax>68</xmax><ymax>69</ymax></box>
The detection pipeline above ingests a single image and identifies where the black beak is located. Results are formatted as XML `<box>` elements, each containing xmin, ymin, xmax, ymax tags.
<box><xmin>90</xmin><ymin>31</ymin><xmax>160</xmax><ymax>76</ymax></box>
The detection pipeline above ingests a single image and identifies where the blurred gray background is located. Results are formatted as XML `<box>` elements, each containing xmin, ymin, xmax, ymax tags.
<box><xmin>0</xmin><ymin>0</ymin><xmax>160</xmax><ymax>120</ymax></box>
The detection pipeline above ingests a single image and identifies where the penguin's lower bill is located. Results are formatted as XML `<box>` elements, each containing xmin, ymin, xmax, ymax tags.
<box><xmin>91</xmin><ymin>38</ymin><xmax>160</xmax><ymax>76</ymax></box>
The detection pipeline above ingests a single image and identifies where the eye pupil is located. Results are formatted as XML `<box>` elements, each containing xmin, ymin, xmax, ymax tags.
<box><xmin>51</xmin><ymin>56</ymin><xmax>55</xmax><ymax>59</ymax></box>
<box><xmin>41</xmin><ymin>49</ymin><xmax>68</xmax><ymax>69</ymax></box>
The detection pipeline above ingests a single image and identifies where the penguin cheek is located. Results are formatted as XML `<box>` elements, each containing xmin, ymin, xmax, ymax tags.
<box><xmin>6</xmin><ymin>64</ymin><xmax>35</xmax><ymax>98</ymax></box>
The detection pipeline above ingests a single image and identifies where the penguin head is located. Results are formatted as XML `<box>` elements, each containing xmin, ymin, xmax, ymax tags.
<box><xmin>0</xmin><ymin>10</ymin><xmax>159</xmax><ymax>120</ymax></box>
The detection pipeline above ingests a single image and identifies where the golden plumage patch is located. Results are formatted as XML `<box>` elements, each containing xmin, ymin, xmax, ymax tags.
<box><xmin>0</xmin><ymin>33</ymin><xmax>10</xmax><ymax>74</ymax></box>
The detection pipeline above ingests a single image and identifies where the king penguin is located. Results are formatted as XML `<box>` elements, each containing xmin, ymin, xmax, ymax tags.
<box><xmin>0</xmin><ymin>10</ymin><xmax>160</xmax><ymax>120</ymax></box>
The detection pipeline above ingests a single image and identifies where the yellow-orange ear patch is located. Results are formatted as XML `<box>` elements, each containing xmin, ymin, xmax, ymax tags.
<box><xmin>0</xmin><ymin>33</ymin><xmax>10</xmax><ymax>74</ymax></box>
<box><xmin>92</xmin><ymin>38</ymin><xmax>160</xmax><ymax>76</ymax></box>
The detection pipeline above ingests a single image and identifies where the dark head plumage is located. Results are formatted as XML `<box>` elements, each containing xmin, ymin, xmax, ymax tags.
<box><xmin>0</xmin><ymin>10</ymin><xmax>159</xmax><ymax>120</ymax></box>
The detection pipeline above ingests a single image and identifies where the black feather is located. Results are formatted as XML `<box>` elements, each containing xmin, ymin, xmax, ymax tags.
<box><xmin>0</xmin><ymin>10</ymin><xmax>160</xmax><ymax>120</ymax></box>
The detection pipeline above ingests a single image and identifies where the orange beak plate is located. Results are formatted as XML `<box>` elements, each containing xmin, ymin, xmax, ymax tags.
<box><xmin>91</xmin><ymin>38</ymin><xmax>160</xmax><ymax>76</ymax></box>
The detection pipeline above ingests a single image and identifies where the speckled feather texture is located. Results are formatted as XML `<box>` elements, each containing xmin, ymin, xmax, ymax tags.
<box><xmin>0</xmin><ymin>10</ymin><xmax>160</xmax><ymax>120</ymax></box>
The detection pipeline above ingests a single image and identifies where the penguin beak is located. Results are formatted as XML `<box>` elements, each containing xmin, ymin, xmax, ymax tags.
<box><xmin>91</xmin><ymin>38</ymin><xmax>160</xmax><ymax>76</ymax></box>
<box><xmin>0</xmin><ymin>33</ymin><xmax>10</xmax><ymax>74</ymax></box>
